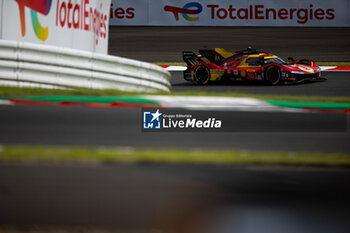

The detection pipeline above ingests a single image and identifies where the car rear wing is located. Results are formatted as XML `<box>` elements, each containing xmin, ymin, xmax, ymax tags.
<box><xmin>182</xmin><ymin>51</ymin><xmax>203</xmax><ymax>66</ymax></box>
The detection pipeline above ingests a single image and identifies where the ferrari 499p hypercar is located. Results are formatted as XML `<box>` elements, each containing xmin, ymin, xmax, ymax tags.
<box><xmin>183</xmin><ymin>48</ymin><xmax>326</xmax><ymax>85</ymax></box>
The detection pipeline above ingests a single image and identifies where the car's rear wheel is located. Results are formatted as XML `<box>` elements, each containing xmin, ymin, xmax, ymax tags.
<box><xmin>265</xmin><ymin>66</ymin><xmax>281</xmax><ymax>85</ymax></box>
<box><xmin>194</xmin><ymin>65</ymin><xmax>210</xmax><ymax>84</ymax></box>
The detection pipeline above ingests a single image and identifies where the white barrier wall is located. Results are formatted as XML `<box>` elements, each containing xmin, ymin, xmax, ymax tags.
<box><xmin>110</xmin><ymin>0</ymin><xmax>350</xmax><ymax>27</ymax></box>
<box><xmin>0</xmin><ymin>40</ymin><xmax>171</xmax><ymax>92</ymax></box>
<box><xmin>1</xmin><ymin>0</ymin><xmax>110</xmax><ymax>54</ymax></box>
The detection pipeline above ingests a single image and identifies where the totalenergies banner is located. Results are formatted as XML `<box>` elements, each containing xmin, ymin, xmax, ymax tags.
<box><xmin>1</xmin><ymin>0</ymin><xmax>111</xmax><ymax>54</ymax></box>
<box><xmin>109</xmin><ymin>0</ymin><xmax>350</xmax><ymax>26</ymax></box>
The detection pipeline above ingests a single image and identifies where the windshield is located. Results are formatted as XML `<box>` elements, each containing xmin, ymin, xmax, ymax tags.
<box><xmin>264</xmin><ymin>57</ymin><xmax>287</xmax><ymax>65</ymax></box>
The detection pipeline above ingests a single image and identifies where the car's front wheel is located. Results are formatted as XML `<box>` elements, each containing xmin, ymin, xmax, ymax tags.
<box><xmin>194</xmin><ymin>65</ymin><xmax>210</xmax><ymax>85</ymax></box>
<box><xmin>265</xmin><ymin>66</ymin><xmax>281</xmax><ymax>85</ymax></box>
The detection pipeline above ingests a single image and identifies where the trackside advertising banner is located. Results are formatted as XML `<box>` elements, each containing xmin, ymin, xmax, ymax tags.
<box><xmin>1</xmin><ymin>0</ymin><xmax>111</xmax><ymax>54</ymax></box>
<box><xmin>109</xmin><ymin>0</ymin><xmax>350</xmax><ymax>27</ymax></box>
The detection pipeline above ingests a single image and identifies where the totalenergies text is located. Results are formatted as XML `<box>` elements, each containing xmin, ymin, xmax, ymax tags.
<box><xmin>207</xmin><ymin>4</ymin><xmax>335</xmax><ymax>24</ymax></box>
<box><xmin>56</xmin><ymin>0</ymin><xmax>108</xmax><ymax>44</ymax></box>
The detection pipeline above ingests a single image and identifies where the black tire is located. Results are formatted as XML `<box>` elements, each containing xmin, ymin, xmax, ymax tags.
<box><xmin>265</xmin><ymin>66</ymin><xmax>281</xmax><ymax>85</ymax></box>
<box><xmin>194</xmin><ymin>65</ymin><xmax>210</xmax><ymax>85</ymax></box>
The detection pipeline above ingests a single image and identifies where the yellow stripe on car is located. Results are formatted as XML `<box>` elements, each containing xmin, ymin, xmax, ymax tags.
<box><xmin>210</xmin><ymin>70</ymin><xmax>225</xmax><ymax>81</ymax></box>
<box><xmin>214</xmin><ymin>48</ymin><xmax>235</xmax><ymax>58</ymax></box>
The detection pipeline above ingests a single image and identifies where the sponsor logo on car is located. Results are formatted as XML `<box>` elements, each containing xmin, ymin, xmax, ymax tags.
<box><xmin>298</xmin><ymin>65</ymin><xmax>314</xmax><ymax>73</ymax></box>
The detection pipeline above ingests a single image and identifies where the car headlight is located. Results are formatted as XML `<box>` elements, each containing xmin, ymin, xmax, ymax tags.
<box><xmin>317</xmin><ymin>67</ymin><xmax>321</xmax><ymax>72</ymax></box>
<box><xmin>290</xmin><ymin>71</ymin><xmax>305</xmax><ymax>74</ymax></box>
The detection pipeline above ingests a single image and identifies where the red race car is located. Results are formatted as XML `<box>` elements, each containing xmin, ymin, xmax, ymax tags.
<box><xmin>183</xmin><ymin>47</ymin><xmax>326</xmax><ymax>85</ymax></box>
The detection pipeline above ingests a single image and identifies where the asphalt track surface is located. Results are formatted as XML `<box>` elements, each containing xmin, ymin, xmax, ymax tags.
<box><xmin>0</xmin><ymin>163</ymin><xmax>349</xmax><ymax>233</ymax></box>
<box><xmin>171</xmin><ymin>71</ymin><xmax>350</xmax><ymax>96</ymax></box>
<box><xmin>0</xmin><ymin>105</ymin><xmax>349</xmax><ymax>153</ymax></box>
<box><xmin>109</xmin><ymin>27</ymin><xmax>350</xmax><ymax>62</ymax></box>
<box><xmin>1</xmin><ymin>27</ymin><xmax>350</xmax><ymax>233</ymax></box>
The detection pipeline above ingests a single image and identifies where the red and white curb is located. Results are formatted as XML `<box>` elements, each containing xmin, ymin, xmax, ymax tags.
<box><xmin>143</xmin><ymin>95</ymin><xmax>302</xmax><ymax>112</ymax></box>
<box><xmin>0</xmin><ymin>99</ymin><xmax>158</xmax><ymax>108</ymax></box>
<box><xmin>0</xmin><ymin>99</ymin><xmax>12</xmax><ymax>105</ymax></box>
<box><xmin>0</xmin><ymin>96</ymin><xmax>301</xmax><ymax>112</ymax></box>
<box><xmin>161</xmin><ymin>66</ymin><xmax>187</xmax><ymax>71</ymax></box>
<box><xmin>161</xmin><ymin>66</ymin><xmax>350</xmax><ymax>72</ymax></box>
<box><xmin>0</xmin><ymin>96</ymin><xmax>286</xmax><ymax>112</ymax></box>
<box><xmin>319</xmin><ymin>66</ymin><xmax>350</xmax><ymax>71</ymax></box>
<box><xmin>1</xmin><ymin>96</ymin><xmax>348</xmax><ymax>113</ymax></box>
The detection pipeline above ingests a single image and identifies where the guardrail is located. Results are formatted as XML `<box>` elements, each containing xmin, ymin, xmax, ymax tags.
<box><xmin>0</xmin><ymin>40</ymin><xmax>171</xmax><ymax>92</ymax></box>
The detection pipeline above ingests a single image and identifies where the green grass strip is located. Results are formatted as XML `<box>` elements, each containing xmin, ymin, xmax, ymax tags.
<box><xmin>0</xmin><ymin>86</ymin><xmax>163</xmax><ymax>97</ymax></box>
<box><xmin>165</xmin><ymin>91</ymin><xmax>350</xmax><ymax>103</ymax></box>
<box><xmin>3</xmin><ymin>94</ymin><xmax>350</xmax><ymax>107</ymax></box>
<box><xmin>267</xmin><ymin>100</ymin><xmax>350</xmax><ymax>110</ymax></box>
<box><xmin>0</xmin><ymin>145</ymin><xmax>349</xmax><ymax>167</ymax></box>
<box><xmin>1</xmin><ymin>86</ymin><xmax>350</xmax><ymax>103</ymax></box>
<box><xmin>1</xmin><ymin>95</ymin><xmax>160</xmax><ymax>105</ymax></box>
